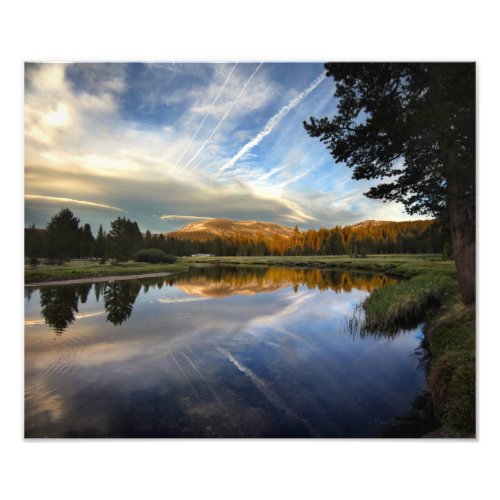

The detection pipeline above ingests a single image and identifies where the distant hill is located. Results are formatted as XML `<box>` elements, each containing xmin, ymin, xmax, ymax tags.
<box><xmin>167</xmin><ymin>218</ymin><xmax>295</xmax><ymax>241</ymax></box>
<box><xmin>166</xmin><ymin>218</ymin><xmax>434</xmax><ymax>242</ymax></box>
<box><xmin>348</xmin><ymin>220</ymin><xmax>394</xmax><ymax>230</ymax></box>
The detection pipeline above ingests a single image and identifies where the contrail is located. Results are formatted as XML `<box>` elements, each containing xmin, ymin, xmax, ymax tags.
<box><xmin>183</xmin><ymin>62</ymin><xmax>263</xmax><ymax>173</ymax></box>
<box><xmin>180</xmin><ymin>351</ymin><xmax>224</xmax><ymax>406</ymax></box>
<box><xmin>219</xmin><ymin>72</ymin><xmax>326</xmax><ymax>173</ymax></box>
<box><xmin>217</xmin><ymin>347</ymin><xmax>319</xmax><ymax>436</ymax></box>
<box><xmin>275</xmin><ymin>169</ymin><xmax>312</xmax><ymax>189</ymax></box>
<box><xmin>175</xmin><ymin>63</ymin><xmax>237</xmax><ymax>170</ymax></box>
<box><xmin>169</xmin><ymin>350</ymin><xmax>202</xmax><ymax>403</ymax></box>
<box><xmin>253</xmin><ymin>165</ymin><xmax>287</xmax><ymax>183</ymax></box>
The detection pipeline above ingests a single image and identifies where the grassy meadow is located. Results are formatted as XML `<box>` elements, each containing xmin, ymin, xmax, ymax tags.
<box><xmin>184</xmin><ymin>254</ymin><xmax>456</xmax><ymax>278</ymax></box>
<box><xmin>25</xmin><ymin>258</ymin><xmax>189</xmax><ymax>284</ymax></box>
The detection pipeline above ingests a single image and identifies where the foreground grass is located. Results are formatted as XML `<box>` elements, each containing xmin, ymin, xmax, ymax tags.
<box><xmin>363</xmin><ymin>273</ymin><xmax>458</xmax><ymax>333</ymax></box>
<box><xmin>25</xmin><ymin>259</ymin><xmax>189</xmax><ymax>284</ymax></box>
<box><xmin>426</xmin><ymin>304</ymin><xmax>476</xmax><ymax>435</ymax></box>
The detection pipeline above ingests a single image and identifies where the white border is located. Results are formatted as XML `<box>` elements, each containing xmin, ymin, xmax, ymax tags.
<box><xmin>2</xmin><ymin>1</ymin><xmax>499</xmax><ymax>499</ymax></box>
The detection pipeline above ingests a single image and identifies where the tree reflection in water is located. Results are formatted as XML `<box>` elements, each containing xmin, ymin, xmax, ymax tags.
<box><xmin>39</xmin><ymin>280</ymin><xmax>149</xmax><ymax>332</ymax></box>
<box><xmin>36</xmin><ymin>267</ymin><xmax>398</xmax><ymax>333</ymax></box>
<box><xmin>103</xmin><ymin>281</ymin><xmax>142</xmax><ymax>325</ymax></box>
<box><xmin>40</xmin><ymin>286</ymin><xmax>81</xmax><ymax>334</ymax></box>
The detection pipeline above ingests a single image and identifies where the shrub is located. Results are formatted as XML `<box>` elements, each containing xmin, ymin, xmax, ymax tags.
<box><xmin>133</xmin><ymin>248</ymin><xmax>177</xmax><ymax>264</ymax></box>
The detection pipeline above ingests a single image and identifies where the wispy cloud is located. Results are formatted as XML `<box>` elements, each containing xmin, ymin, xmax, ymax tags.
<box><xmin>254</xmin><ymin>165</ymin><xmax>287</xmax><ymax>183</ymax></box>
<box><xmin>25</xmin><ymin>194</ymin><xmax>125</xmax><ymax>212</ymax></box>
<box><xmin>182</xmin><ymin>63</ymin><xmax>263</xmax><ymax>173</ymax></box>
<box><xmin>24</xmin><ymin>63</ymin><xmax>418</xmax><ymax>232</ymax></box>
<box><xmin>219</xmin><ymin>72</ymin><xmax>326</xmax><ymax>173</ymax></box>
<box><xmin>275</xmin><ymin>169</ymin><xmax>312</xmax><ymax>189</ymax></box>
<box><xmin>174</xmin><ymin>63</ymin><xmax>238</xmax><ymax>168</ymax></box>
<box><xmin>159</xmin><ymin>215</ymin><xmax>214</xmax><ymax>221</ymax></box>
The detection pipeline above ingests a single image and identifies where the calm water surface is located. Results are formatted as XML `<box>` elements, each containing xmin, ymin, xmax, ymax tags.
<box><xmin>25</xmin><ymin>266</ymin><xmax>426</xmax><ymax>438</ymax></box>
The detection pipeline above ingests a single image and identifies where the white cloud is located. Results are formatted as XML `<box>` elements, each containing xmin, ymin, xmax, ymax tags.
<box><xmin>25</xmin><ymin>194</ymin><xmax>125</xmax><ymax>212</ymax></box>
<box><xmin>159</xmin><ymin>215</ymin><xmax>214</xmax><ymax>221</ymax></box>
<box><xmin>24</xmin><ymin>63</ymin><xmax>418</xmax><ymax>232</ymax></box>
<box><xmin>219</xmin><ymin>72</ymin><xmax>326</xmax><ymax>172</ymax></box>
<box><xmin>182</xmin><ymin>63</ymin><xmax>263</xmax><ymax>172</ymax></box>
<box><xmin>189</xmin><ymin>63</ymin><xmax>277</xmax><ymax>119</ymax></box>
<box><xmin>174</xmin><ymin>63</ymin><xmax>238</xmax><ymax>168</ymax></box>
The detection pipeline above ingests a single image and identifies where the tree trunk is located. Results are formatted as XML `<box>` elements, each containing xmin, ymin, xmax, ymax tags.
<box><xmin>445</xmin><ymin>142</ymin><xmax>476</xmax><ymax>305</ymax></box>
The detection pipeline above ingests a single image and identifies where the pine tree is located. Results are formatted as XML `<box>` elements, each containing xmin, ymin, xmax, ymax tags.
<box><xmin>46</xmin><ymin>207</ymin><xmax>81</xmax><ymax>261</ymax></box>
<box><xmin>107</xmin><ymin>217</ymin><xmax>143</xmax><ymax>261</ymax></box>
<box><xmin>304</xmin><ymin>63</ymin><xmax>475</xmax><ymax>304</ymax></box>
<box><xmin>80</xmin><ymin>223</ymin><xmax>95</xmax><ymax>258</ymax></box>
<box><xmin>95</xmin><ymin>224</ymin><xmax>106</xmax><ymax>258</ymax></box>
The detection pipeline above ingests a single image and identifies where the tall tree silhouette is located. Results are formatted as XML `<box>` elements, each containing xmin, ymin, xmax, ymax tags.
<box><xmin>80</xmin><ymin>223</ymin><xmax>95</xmax><ymax>257</ymax></box>
<box><xmin>46</xmin><ymin>208</ymin><xmax>81</xmax><ymax>260</ymax></box>
<box><xmin>304</xmin><ymin>63</ymin><xmax>475</xmax><ymax>304</ymax></box>
<box><xmin>94</xmin><ymin>224</ymin><xmax>106</xmax><ymax>258</ymax></box>
<box><xmin>107</xmin><ymin>217</ymin><xmax>143</xmax><ymax>261</ymax></box>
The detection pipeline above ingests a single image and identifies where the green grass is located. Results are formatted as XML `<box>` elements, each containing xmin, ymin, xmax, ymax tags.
<box><xmin>363</xmin><ymin>273</ymin><xmax>458</xmax><ymax>333</ymax></box>
<box><xmin>185</xmin><ymin>254</ymin><xmax>456</xmax><ymax>277</ymax></box>
<box><xmin>25</xmin><ymin>259</ymin><xmax>189</xmax><ymax>284</ymax></box>
<box><xmin>427</xmin><ymin>305</ymin><xmax>476</xmax><ymax>435</ymax></box>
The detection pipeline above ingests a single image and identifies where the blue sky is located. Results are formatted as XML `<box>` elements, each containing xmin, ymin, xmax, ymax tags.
<box><xmin>25</xmin><ymin>62</ymin><xmax>417</xmax><ymax>233</ymax></box>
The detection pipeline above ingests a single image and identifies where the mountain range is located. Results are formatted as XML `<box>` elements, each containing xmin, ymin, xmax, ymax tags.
<box><xmin>166</xmin><ymin>218</ymin><xmax>403</xmax><ymax>241</ymax></box>
<box><xmin>168</xmin><ymin>218</ymin><xmax>295</xmax><ymax>241</ymax></box>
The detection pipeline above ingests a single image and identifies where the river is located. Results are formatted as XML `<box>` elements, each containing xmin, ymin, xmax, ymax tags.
<box><xmin>24</xmin><ymin>265</ymin><xmax>426</xmax><ymax>437</ymax></box>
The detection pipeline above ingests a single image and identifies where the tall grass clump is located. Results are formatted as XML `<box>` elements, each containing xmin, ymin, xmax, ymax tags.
<box><xmin>133</xmin><ymin>248</ymin><xmax>177</xmax><ymax>264</ymax></box>
<box><xmin>427</xmin><ymin>305</ymin><xmax>476</xmax><ymax>435</ymax></box>
<box><xmin>363</xmin><ymin>273</ymin><xmax>457</xmax><ymax>333</ymax></box>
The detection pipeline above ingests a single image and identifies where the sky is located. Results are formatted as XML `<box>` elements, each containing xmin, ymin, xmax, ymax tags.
<box><xmin>25</xmin><ymin>62</ymin><xmax>418</xmax><ymax>234</ymax></box>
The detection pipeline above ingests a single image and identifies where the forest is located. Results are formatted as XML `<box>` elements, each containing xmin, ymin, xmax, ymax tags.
<box><xmin>25</xmin><ymin>207</ymin><xmax>446</xmax><ymax>261</ymax></box>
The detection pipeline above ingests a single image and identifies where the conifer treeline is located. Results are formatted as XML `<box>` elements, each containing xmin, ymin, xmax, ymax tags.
<box><xmin>25</xmin><ymin>208</ymin><xmax>445</xmax><ymax>260</ymax></box>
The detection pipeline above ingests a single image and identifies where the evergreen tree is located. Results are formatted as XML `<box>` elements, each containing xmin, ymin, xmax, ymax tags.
<box><xmin>25</xmin><ymin>224</ymin><xmax>47</xmax><ymax>258</ymax></box>
<box><xmin>331</xmin><ymin>230</ymin><xmax>345</xmax><ymax>255</ymax></box>
<box><xmin>304</xmin><ymin>63</ymin><xmax>475</xmax><ymax>304</ymax></box>
<box><xmin>95</xmin><ymin>224</ymin><xmax>106</xmax><ymax>258</ymax></box>
<box><xmin>46</xmin><ymin>207</ymin><xmax>81</xmax><ymax>260</ymax></box>
<box><xmin>144</xmin><ymin>230</ymin><xmax>152</xmax><ymax>248</ymax></box>
<box><xmin>80</xmin><ymin>223</ymin><xmax>95</xmax><ymax>257</ymax></box>
<box><xmin>107</xmin><ymin>217</ymin><xmax>143</xmax><ymax>261</ymax></box>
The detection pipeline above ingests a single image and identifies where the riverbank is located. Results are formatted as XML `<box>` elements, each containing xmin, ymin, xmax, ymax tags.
<box><xmin>363</xmin><ymin>272</ymin><xmax>475</xmax><ymax>437</ymax></box>
<box><xmin>186</xmin><ymin>254</ymin><xmax>475</xmax><ymax>437</ymax></box>
<box><xmin>25</xmin><ymin>254</ymin><xmax>454</xmax><ymax>284</ymax></box>
<box><xmin>24</xmin><ymin>259</ymin><xmax>189</xmax><ymax>284</ymax></box>
<box><xmin>25</xmin><ymin>271</ymin><xmax>180</xmax><ymax>287</ymax></box>
<box><xmin>184</xmin><ymin>254</ymin><xmax>456</xmax><ymax>277</ymax></box>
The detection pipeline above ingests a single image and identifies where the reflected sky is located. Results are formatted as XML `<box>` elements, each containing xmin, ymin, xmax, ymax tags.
<box><xmin>25</xmin><ymin>266</ymin><xmax>425</xmax><ymax>438</ymax></box>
